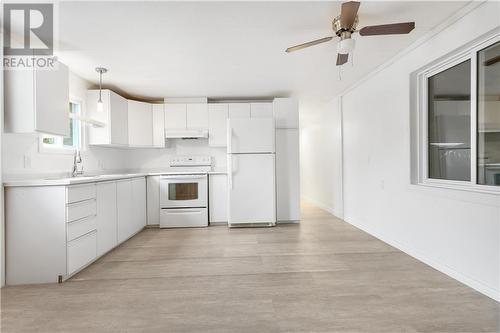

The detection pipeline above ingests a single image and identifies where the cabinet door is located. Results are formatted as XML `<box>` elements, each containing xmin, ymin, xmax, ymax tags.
<box><xmin>109</xmin><ymin>91</ymin><xmax>128</xmax><ymax>145</ymax></box>
<box><xmin>209</xmin><ymin>174</ymin><xmax>227</xmax><ymax>223</ymax></box>
<box><xmin>208</xmin><ymin>104</ymin><xmax>228</xmax><ymax>147</ymax></box>
<box><xmin>187</xmin><ymin>103</ymin><xmax>208</xmax><ymax>130</ymax></box>
<box><xmin>35</xmin><ymin>61</ymin><xmax>69</xmax><ymax>136</ymax></box>
<box><xmin>164</xmin><ymin>104</ymin><xmax>187</xmax><ymax>130</ymax></box>
<box><xmin>128</xmin><ymin>100</ymin><xmax>153</xmax><ymax>146</ymax></box>
<box><xmin>250</xmin><ymin>103</ymin><xmax>273</xmax><ymax>118</ymax></box>
<box><xmin>272</xmin><ymin>98</ymin><xmax>299</xmax><ymax>129</ymax></box>
<box><xmin>228</xmin><ymin>103</ymin><xmax>250</xmax><ymax>118</ymax></box>
<box><xmin>146</xmin><ymin>176</ymin><xmax>160</xmax><ymax>225</ymax></box>
<box><xmin>132</xmin><ymin>177</ymin><xmax>147</xmax><ymax>232</ymax></box>
<box><xmin>96</xmin><ymin>181</ymin><xmax>118</xmax><ymax>257</ymax></box>
<box><xmin>117</xmin><ymin>180</ymin><xmax>133</xmax><ymax>243</ymax></box>
<box><xmin>276</xmin><ymin>129</ymin><xmax>300</xmax><ymax>222</ymax></box>
<box><xmin>152</xmin><ymin>104</ymin><xmax>165</xmax><ymax>147</ymax></box>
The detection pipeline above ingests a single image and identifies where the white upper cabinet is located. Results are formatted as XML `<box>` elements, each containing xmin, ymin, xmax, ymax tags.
<box><xmin>87</xmin><ymin>89</ymin><xmax>128</xmax><ymax>146</ymax></box>
<box><xmin>152</xmin><ymin>104</ymin><xmax>165</xmax><ymax>147</ymax></box>
<box><xmin>250</xmin><ymin>102</ymin><xmax>273</xmax><ymax>118</ymax></box>
<box><xmin>128</xmin><ymin>100</ymin><xmax>153</xmax><ymax>147</ymax></box>
<box><xmin>228</xmin><ymin>103</ymin><xmax>251</xmax><ymax>118</ymax></box>
<box><xmin>186</xmin><ymin>103</ymin><xmax>208</xmax><ymax>130</ymax></box>
<box><xmin>208</xmin><ymin>104</ymin><xmax>229</xmax><ymax>147</ymax></box>
<box><xmin>164</xmin><ymin>104</ymin><xmax>187</xmax><ymax>130</ymax></box>
<box><xmin>272</xmin><ymin>98</ymin><xmax>299</xmax><ymax>129</ymax></box>
<box><xmin>4</xmin><ymin>60</ymin><xmax>69</xmax><ymax>136</ymax></box>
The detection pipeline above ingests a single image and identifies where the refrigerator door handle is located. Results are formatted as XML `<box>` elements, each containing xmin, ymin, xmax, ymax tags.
<box><xmin>229</xmin><ymin>158</ymin><xmax>233</xmax><ymax>190</ymax></box>
<box><xmin>227</xmin><ymin>119</ymin><xmax>232</xmax><ymax>153</ymax></box>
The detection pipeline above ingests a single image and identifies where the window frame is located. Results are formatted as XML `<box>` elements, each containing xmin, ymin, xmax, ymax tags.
<box><xmin>39</xmin><ymin>97</ymin><xmax>83</xmax><ymax>155</ymax></box>
<box><xmin>415</xmin><ymin>33</ymin><xmax>500</xmax><ymax>194</ymax></box>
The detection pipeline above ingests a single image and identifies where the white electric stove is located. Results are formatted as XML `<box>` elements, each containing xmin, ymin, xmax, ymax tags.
<box><xmin>159</xmin><ymin>156</ymin><xmax>211</xmax><ymax>228</ymax></box>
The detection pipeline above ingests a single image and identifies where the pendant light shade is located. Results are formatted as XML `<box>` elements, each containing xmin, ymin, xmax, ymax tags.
<box><xmin>95</xmin><ymin>67</ymin><xmax>107</xmax><ymax>112</ymax></box>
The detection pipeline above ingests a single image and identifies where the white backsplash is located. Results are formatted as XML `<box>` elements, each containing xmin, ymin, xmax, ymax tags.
<box><xmin>2</xmin><ymin>133</ymin><xmax>226</xmax><ymax>180</ymax></box>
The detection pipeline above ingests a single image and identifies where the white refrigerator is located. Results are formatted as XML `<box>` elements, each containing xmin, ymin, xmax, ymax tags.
<box><xmin>227</xmin><ymin>118</ymin><xmax>276</xmax><ymax>227</ymax></box>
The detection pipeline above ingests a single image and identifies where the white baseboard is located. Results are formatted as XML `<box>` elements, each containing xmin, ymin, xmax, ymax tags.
<box><xmin>343</xmin><ymin>214</ymin><xmax>500</xmax><ymax>302</ymax></box>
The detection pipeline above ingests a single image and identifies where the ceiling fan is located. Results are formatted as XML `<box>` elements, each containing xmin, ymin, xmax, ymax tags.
<box><xmin>285</xmin><ymin>1</ymin><xmax>415</xmax><ymax>66</ymax></box>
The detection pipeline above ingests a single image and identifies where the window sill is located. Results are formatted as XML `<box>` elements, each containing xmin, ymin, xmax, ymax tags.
<box><xmin>416</xmin><ymin>180</ymin><xmax>500</xmax><ymax>196</ymax></box>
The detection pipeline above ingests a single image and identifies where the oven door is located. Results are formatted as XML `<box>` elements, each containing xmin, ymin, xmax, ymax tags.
<box><xmin>160</xmin><ymin>174</ymin><xmax>208</xmax><ymax>208</ymax></box>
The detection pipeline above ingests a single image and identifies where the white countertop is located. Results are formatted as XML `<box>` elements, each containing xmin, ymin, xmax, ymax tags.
<box><xmin>3</xmin><ymin>169</ymin><xmax>226</xmax><ymax>187</ymax></box>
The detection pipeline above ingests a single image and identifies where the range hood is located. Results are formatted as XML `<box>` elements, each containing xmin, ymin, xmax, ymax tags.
<box><xmin>165</xmin><ymin>129</ymin><xmax>209</xmax><ymax>139</ymax></box>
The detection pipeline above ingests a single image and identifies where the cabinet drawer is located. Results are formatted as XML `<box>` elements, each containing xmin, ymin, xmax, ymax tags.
<box><xmin>67</xmin><ymin>184</ymin><xmax>96</xmax><ymax>204</ymax></box>
<box><xmin>160</xmin><ymin>208</ymin><xmax>208</xmax><ymax>228</ymax></box>
<box><xmin>67</xmin><ymin>216</ymin><xmax>97</xmax><ymax>242</ymax></box>
<box><xmin>67</xmin><ymin>231</ymin><xmax>97</xmax><ymax>275</ymax></box>
<box><xmin>67</xmin><ymin>199</ymin><xmax>96</xmax><ymax>223</ymax></box>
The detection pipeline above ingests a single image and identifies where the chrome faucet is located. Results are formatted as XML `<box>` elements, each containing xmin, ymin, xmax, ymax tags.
<box><xmin>72</xmin><ymin>150</ymin><xmax>84</xmax><ymax>177</ymax></box>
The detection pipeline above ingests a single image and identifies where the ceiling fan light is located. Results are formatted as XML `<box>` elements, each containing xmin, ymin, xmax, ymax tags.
<box><xmin>337</xmin><ymin>38</ymin><xmax>355</xmax><ymax>54</ymax></box>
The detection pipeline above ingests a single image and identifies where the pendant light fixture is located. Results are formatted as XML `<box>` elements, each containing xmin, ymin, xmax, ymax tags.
<box><xmin>95</xmin><ymin>67</ymin><xmax>108</xmax><ymax>112</ymax></box>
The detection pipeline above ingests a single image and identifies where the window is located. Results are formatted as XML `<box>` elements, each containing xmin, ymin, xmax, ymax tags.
<box><xmin>41</xmin><ymin>101</ymin><xmax>81</xmax><ymax>153</ymax></box>
<box><xmin>415</xmin><ymin>34</ymin><xmax>500</xmax><ymax>192</ymax></box>
<box><xmin>477</xmin><ymin>42</ymin><xmax>500</xmax><ymax>186</ymax></box>
<box><xmin>427</xmin><ymin>60</ymin><xmax>471</xmax><ymax>181</ymax></box>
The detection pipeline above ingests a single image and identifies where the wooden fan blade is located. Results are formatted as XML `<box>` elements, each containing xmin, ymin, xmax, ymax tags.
<box><xmin>340</xmin><ymin>1</ymin><xmax>360</xmax><ymax>29</ymax></box>
<box><xmin>359</xmin><ymin>22</ymin><xmax>415</xmax><ymax>36</ymax></box>
<box><xmin>336</xmin><ymin>53</ymin><xmax>348</xmax><ymax>66</ymax></box>
<box><xmin>285</xmin><ymin>36</ymin><xmax>334</xmax><ymax>53</ymax></box>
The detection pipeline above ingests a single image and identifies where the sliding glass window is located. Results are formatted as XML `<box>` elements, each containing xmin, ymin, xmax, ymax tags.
<box><xmin>419</xmin><ymin>37</ymin><xmax>500</xmax><ymax>190</ymax></box>
<box><xmin>477</xmin><ymin>42</ymin><xmax>500</xmax><ymax>186</ymax></box>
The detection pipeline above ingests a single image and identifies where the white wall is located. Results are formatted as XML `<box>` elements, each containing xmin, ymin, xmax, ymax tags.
<box><xmin>300</xmin><ymin>98</ymin><xmax>343</xmax><ymax>217</ymax></box>
<box><xmin>301</xmin><ymin>2</ymin><xmax>500</xmax><ymax>301</ymax></box>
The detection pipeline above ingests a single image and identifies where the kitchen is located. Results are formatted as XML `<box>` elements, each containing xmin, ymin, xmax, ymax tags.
<box><xmin>3</xmin><ymin>65</ymin><xmax>301</xmax><ymax>283</ymax></box>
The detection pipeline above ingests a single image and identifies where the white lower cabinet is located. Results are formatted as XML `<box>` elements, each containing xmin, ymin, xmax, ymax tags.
<box><xmin>117</xmin><ymin>179</ymin><xmax>134</xmax><ymax>243</ymax></box>
<box><xmin>67</xmin><ymin>231</ymin><xmax>97</xmax><ymax>275</ymax></box>
<box><xmin>132</xmin><ymin>177</ymin><xmax>147</xmax><ymax>232</ymax></box>
<box><xmin>5</xmin><ymin>176</ymin><xmax>147</xmax><ymax>285</ymax></box>
<box><xmin>147</xmin><ymin>176</ymin><xmax>161</xmax><ymax>225</ymax></box>
<box><xmin>96</xmin><ymin>182</ymin><xmax>118</xmax><ymax>256</ymax></box>
<box><xmin>209</xmin><ymin>174</ymin><xmax>228</xmax><ymax>223</ymax></box>
<box><xmin>117</xmin><ymin>177</ymin><xmax>146</xmax><ymax>243</ymax></box>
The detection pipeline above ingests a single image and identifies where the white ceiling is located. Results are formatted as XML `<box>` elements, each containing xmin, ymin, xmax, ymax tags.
<box><xmin>56</xmin><ymin>1</ymin><xmax>469</xmax><ymax>105</ymax></box>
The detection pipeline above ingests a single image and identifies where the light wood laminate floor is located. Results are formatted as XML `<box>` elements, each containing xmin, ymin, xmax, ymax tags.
<box><xmin>1</xmin><ymin>203</ymin><xmax>499</xmax><ymax>332</ymax></box>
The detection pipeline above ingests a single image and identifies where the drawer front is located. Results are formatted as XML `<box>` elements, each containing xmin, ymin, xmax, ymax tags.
<box><xmin>67</xmin><ymin>216</ymin><xmax>97</xmax><ymax>242</ymax></box>
<box><xmin>160</xmin><ymin>208</ymin><xmax>208</xmax><ymax>228</ymax></box>
<box><xmin>67</xmin><ymin>231</ymin><xmax>97</xmax><ymax>275</ymax></box>
<box><xmin>67</xmin><ymin>184</ymin><xmax>96</xmax><ymax>204</ymax></box>
<box><xmin>67</xmin><ymin>199</ymin><xmax>96</xmax><ymax>223</ymax></box>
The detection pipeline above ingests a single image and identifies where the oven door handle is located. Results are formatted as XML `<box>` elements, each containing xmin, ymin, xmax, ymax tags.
<box><xmin>160</xmin><ymin>175</ymin><xmax>206</xmax><ymax>180</ymax></box>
